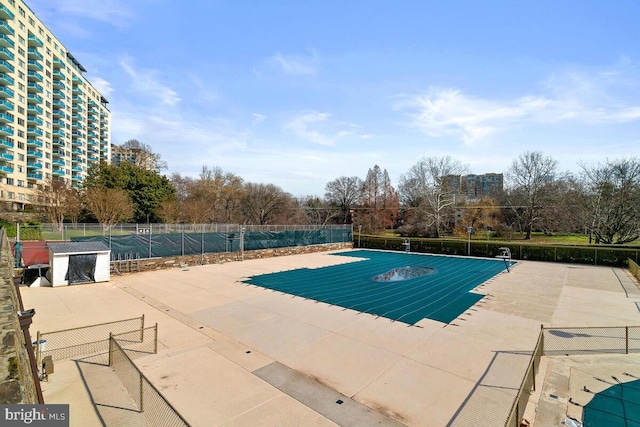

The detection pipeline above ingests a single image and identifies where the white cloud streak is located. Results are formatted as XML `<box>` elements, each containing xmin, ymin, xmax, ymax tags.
<box><xmin>398</xmin><ymin>68</ymin><xmax>640</xmax><ymax>145</ymax></box>
<box><xmin>119</xmin><ymin>58</ymin><xmax>180</xmax><ymax>106</ymax></box>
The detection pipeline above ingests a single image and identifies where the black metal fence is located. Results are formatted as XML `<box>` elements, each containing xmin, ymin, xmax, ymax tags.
<box><xmin>109</xmin><ymin>333</ymin><xmax>190</xmax><ymax>427</ymax></box>
<box><xmin>505</xmin><ymin>325</ymin><xmax>640</xmax><ymax>427</ymax></box>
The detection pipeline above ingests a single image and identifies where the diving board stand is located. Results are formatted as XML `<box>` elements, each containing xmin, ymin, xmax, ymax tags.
<box><xmin>496</xmin><ymin>247</ymin><xmax>512</xmax><ymax>272</ymax></box>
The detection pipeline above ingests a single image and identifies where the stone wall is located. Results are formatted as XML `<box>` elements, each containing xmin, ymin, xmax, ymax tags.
<box><xmin>113</xmin><ymin>242</ymin><xmax>353</xmax><ymax>274</ymax></box>
<box><xmin>0</xmin><ymin>230</ymin><xmax>39</xmax><ymax>403</ymax></box>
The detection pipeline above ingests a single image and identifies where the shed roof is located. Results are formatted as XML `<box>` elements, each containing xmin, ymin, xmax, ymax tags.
<box><xmin>48</xmin><ymin>242</ymin><xmax>110</xmax><ymax>254</ymax></box>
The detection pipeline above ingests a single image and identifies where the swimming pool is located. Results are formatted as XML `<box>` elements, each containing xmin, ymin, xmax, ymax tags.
<box><xmin>241</xmin><ymin>250</ymin><xmax>511</xmax><ymax>325</ymax></box>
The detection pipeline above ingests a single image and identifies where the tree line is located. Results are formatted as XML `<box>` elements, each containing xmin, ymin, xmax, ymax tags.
<box><xmin>38</xmin><ymin>147</ymin><xmax>640</xmax><ymax>244</ymax></box>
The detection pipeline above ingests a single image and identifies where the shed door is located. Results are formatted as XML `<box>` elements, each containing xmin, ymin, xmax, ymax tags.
<box><xmin>66</xmin><ymin>254</ymin><xmax>97</xmax><ymax>284</ymax></box>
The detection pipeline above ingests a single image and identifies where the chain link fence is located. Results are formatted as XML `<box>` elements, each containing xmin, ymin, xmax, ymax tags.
<box><xmin>505</xmin><ymin>325</ymin><xmax>640</xmax><ymax>427</ymax></box>
<box><xmin>109</xmin><ymin>333</ymin><xmax>190</xmax><ymax>427</ymax></box>
<box><xmin>36</xmin><ymin>315</ymin><xmax>145</xmax><ymax>367</ymax></box>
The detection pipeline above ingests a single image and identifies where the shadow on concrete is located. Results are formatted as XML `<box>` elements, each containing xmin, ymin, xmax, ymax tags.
<box><xmin>447</xmin><ymin>350</ymin><xmax>533</xmax><ymax>427</ymax></box>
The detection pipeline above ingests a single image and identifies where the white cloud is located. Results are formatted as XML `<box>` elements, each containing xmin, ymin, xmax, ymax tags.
<box><xmin>252</xmin><ymin>113</ymin><xmax>267</xmax><ymax>125</ymax></box>
<box><xmin>119</xmin><ymin>58</ymin><xmax>180</xmax><ymax>106</ymax></box>
<box><xmin>284</xmin><ymin>111</ymin><xmax>334</xmax><ymax>145</ymax></box>
<box><xmin>27</xmin><ymin>0</ymin><xmax>135</xmax><ymax>29</ymax></box>
<box><xmin>90</xmin><ymin>77</ymin><xmax>114</xmax><ymax>98</ymax></box>
<box><xmin>255</xmin><ymin>51</ymin><xmax>320</xmax><ymax>78</ymax></box>
<box><xmin>398</xmin><ymin>67</ymin><xmax>640</xmax><ymax>145</ymax></box>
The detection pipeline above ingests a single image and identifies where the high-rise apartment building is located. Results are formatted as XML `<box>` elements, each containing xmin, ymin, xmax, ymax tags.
<box><xmin>0</xmin><ymin>0</ymin><xmax>111</xmax><ymax>210</ymax></box>
<box><xmin>443</xmin><ymin>173</ymin><xmax>504</xmax><ymax>200</ymax></box>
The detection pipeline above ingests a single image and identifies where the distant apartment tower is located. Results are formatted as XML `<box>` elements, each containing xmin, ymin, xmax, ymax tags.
<box><xmin>111</xmin><ymin>143</ymin><xmax>158</xmax><ymax>171</ymax></box>
<box><xmin>0</xmin><ymin>0</ymin><xmax>111</xmax><ymax>210</ymax></box>
<box><xmin>444</xmin><ymin>173</ymin><xmax>503</xmax><ymax>200</ymax></box>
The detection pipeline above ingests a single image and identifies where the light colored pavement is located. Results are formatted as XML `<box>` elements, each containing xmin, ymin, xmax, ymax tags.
<box><xmin>20</xmin><ymin>249</ymin><xmax>640</xmax><ymax>426</ymax></box>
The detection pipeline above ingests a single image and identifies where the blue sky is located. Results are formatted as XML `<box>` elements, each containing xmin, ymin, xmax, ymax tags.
<box><xmin>26</xmin><ymin>0</ymin><xmax>640</xmax><ymax>197</ymax></box>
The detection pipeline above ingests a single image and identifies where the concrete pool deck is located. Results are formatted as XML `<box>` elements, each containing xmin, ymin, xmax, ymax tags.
<box><xmin>20</xmin><ymin>249</ymin><xmax>640</xmax><ymax>426</ymax></box>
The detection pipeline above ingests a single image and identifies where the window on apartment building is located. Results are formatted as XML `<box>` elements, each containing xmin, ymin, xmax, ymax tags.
<box><xmin>17</xmin><ymin>180</ymin><xmax>24</xmax><ymax>187</ymax></box>
<box><xmin>45</xmin><ymin>101</ymin><xmax>50</xmax><ymax>108</ymax></box>
<box><xmin>18</xmin><ymin>83</ymin><xmax>24</xmax><ymax>91</ymax></box>
<box><xmin>17</xmin><ymin>143</ymin><xmax>24</xmax><ymax>150</ymax></box>
<box><xmin>27</xmin><ymin>194</ymin><xmax>33</xmax><ymax>202</ymax></box>
<box><xmin>45</xmin><ymin>132</ymin><xmax>50</xmax><ymax>138</ymax></box>
<box><xmin>7</xmin><ymin>192</ymin><xmax>14</xmax><ymax>200</ymax></box>
<box><xmin>46</xmin><ymin>70</ymin><xmax>50</xmax><ymax>78</ymax></box>
<box><xmin>45</xmin><ymin>112</ymin><xmax>50</xmax><ymax>118</ymax></box>
<box><xmin>39</xmin><ymin>27</ymin><xmax>44</xmax><ymax>36</ymax></box>
<box><xmin>45</xmin><ymin>142</ymin><xmax>50</xmax><ymax>149</ymax></box>
<box><xmin>8</xmin><ymin>0</ymin><xmax>14</xmax><ymax>6</ymax></box>
<box><xmin>17</xmin><ymin>118</ymin><xmax>24</xmax><ymax>126</ymax></box>
<box><xmin>18</xmin><ymin>71</ymin><xmax>24</xmax><ymax>79</ymax></box>
<box><xmin>17</xmin><ymin>166</ymin><xmax>23</xmax><ymax>173</ymax></box>
<box><xmin>18</xmin><ymin>193</ymin><xmax>24</xmax><ymax>201</ymax></box>
<box><xmin>18</xmin><ymin>47</ymin><xmax>24</xmax><ymax>56</ymax></box>
<box><xmin>29</xmin><ymin>17</ymin><xmax>34</xmax><ymax>26</ymax></box>
<box><xmin>19</xmin><ymin>21</ymin><xmax>25</xmax><ymax>30</ymax></box>
<box><xmin>17</xmin><ymin>107</ymin><xmax>24</xmax><ymax>114</ymax></box>
<box><xmin>45</xmin><ymin>163</ymin><xmax>50</xmax><ymax>169</ymax></box>
<box><xmin>46</xmin><ymin>48</ymin><xmax>50</xmax><ymax>55</ymax></box>
<box><xmin>45</xmin><ymin>152</ymin><xmax>50</xmax><ymax>159</ymax></box>
<box><xmin>18</xmin><ymin>7</ymin><xmax>25</xmax><ymax>17</ymax></box>
<box><xmin>17</xmin><ymin>95</ymin><xmax>24</xmax><ymax>102</ymax></box>
<box><xmin>17</xmin><ymin>130</ymin><xmax>24</xmax><ymax>137</ymax></box>
<box><xmin>45</xmin><ymin>173</ymin><xmax>50</xmax><ymax>179</ymax></box>
<box><xmin>6</xmin><ymin>178</ymin><xmax>13</xmax><ymax>185</ymax></box>
<box><xmin>18</xmin><ymin>59</ymin><xmax>24</xmax><ymax>68</ymax></box>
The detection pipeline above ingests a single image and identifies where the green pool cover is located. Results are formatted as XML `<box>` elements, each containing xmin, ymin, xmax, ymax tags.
<box><xmin>242</xmin><ymin>250</ymin><xmax>511</xmax><ymax>325</ymax></box>
<box><xmin>583</xmin><ymin>378</ymin><xmax>640</xmax><ymax>427</ymax></box>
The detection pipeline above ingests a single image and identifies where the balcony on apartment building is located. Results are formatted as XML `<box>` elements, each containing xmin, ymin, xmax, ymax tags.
<box><xmin>0</xmin><ymin>151</ymin><xmax>13</xmax><ymax>161</ymax></box>
<box><xmin>52</xmin><ymin>99</ymin><xmax>65</xmax><ymax>109</ymax></box>
<box><xmin>0</xmin><ymin>47</ymin><xmax>13</xmax><ymax>60</ymax></box>
<box><xmin>53</xmin><ymin>89</ymin><xmax>65</xmax><ymax>99</ymax></box>
<box><xmin>0</xmin><ymin>72</ymin><xmax>12</xmax><ymax>85</ymax></box>
<box><xmin>53</xmin><ymin>58</ymin><xmax>65</xmax><ymax>69</ymax></box>
<box><xmin>0</xmin><ymin>34</ymin><xmax>13</xmax><ymax>48</ymax></box>
<box><xmin>27</xmin><ymin>93</ymin><xmax>43</xmax><ymax>104</ymax></box>
<box><xmin>0</xmin><ymin>138</ymin><xmax>13</xmax><ymax>148</ymax></box>
<box><xmin>52</xmin><ymin>168</ymin><xmax>65</xmax><ymax>176</ymax></box>
<box><xmin>28</xmin><ymin>34</ymin><xmax>44</xmax><ymax>47</ymax></box>
<box><xmin>0</xmin><ymin>111</ymin><xmax>13</xmax><ymax>123</ymax></box>
<box><xmin>0</xmin><ymin>59</ymin><xmax>13</xmax><ymax>73</ymax></box>
<box><xmin>52</xmin><ymin>79</ymin><xmax>65</xmax><ymax>90</ymax></box>
<box><xmin>0</xmin><ymin>99</ymin><xmax>13</xmax><ymax>110</ymax></box>
<box><xmin>52</xmin><ymin>139</ymin><xmax>65</xmax><ymax>147</ymax></box>
<box><xmin>0</xmin><ymin>5</ymin><xmax>15</xmax><ymax>20</ymax></box>
<box><xmin>26</xmin><ymin>150</ymin><xmax>43</xmax><ymax>159</ymax></box>
<box><xmin>0</xmin><ymin>125</ymin><xmax>13</xmax><ymax>136</ymax></box>
<box><xmin>27</xmin><ymin>82</ymin><xmax>43</xmax><ymax>93</ymax></box>
<box><xmin>27</xmin><ymin>71</ymin><xmax>43</xmax><ymax>82</ymax></box>
<box><xmin>27</xmin><ymin>59</ymin><xmax>43</xmax><ymax>71</ymax></box>
<box><xmin>52</xmin><ymin>129</ymin><xmax>65</xmax><ymax>138</ymax></box>
<box><xmin>26</xmin><ymin>115</ymin><xmax>42</xmax><ymax>126</ymax></box>
<box><xmin>52</xmin><ymin>109</ymin><xmax>65</xmax><ymax>118</ymax></box>
<box><xmin>26</xmin><ymin>139</ymin><xmax>43</xmax><ymax>148</ymax></box>
<box><xmin>0</xmin><ymin>21</ymin><xmax>14</xmax><ymax>35</ymax></box>
<box><xmin>27</xmin><ymin>172</ymin><xmax>42</xmax><ymax>180</ymax></box>
<box><xmin>27</xmin><ymin>105</ymin><xmax>43</xmax><ymax>114</ymax></box>
<box><xmin>27</xmin><ymin>48</ymin><xmax>42</xmax><ymax>60</ymax></box>
<box><xmin>26</xmin><ymin>127</ymin><xmax>43</xmax><ymax>137</ymax></box>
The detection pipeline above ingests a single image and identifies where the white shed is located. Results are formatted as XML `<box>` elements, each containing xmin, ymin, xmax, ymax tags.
<box><xmin>47</xmin><ymin>242</ymin><xmax>111</xmax><ymax>287</ymax></box>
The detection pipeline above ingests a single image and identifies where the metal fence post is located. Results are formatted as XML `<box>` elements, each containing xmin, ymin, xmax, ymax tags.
<box><xmin>139</xmin><ymin>372</ymin><xmax>144</xmax><ymax>412</ymax></box>
<box><xmin>36</xmin><ymin>330</ymin><xmax>41</xmax><ymax>368</ymax></box>
<box><xmin>154</xmin><ymin>323</ymin><xmax>158</xmax><ymax>354</ymax></box>
<box><xmin>108</xmin><ymin>332</ymin><xmax>112</xmax><ymax>366</ymax></box>
<box><xmin>141</xmin><ymin>314</ymin><xmax>145</xmax><ymax>342</ymax></box>
<box><xmin>626</xmin><ymin>326</ymin><xmax>629</xmax><ymax>354</ymax></box>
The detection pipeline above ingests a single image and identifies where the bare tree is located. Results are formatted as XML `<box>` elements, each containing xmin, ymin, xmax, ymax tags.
<box><xmin>325</xmin><ymin>176</ymin><xmax>362</xmax><ymax>223</ymax></box>
<box><xmin>85</xmin><ymin>188</ymin><xmax>134</xmax><ymax>231</ymax></box>
<box><xmin>398</xmin><ymin>156</ymin><xmax>468</xmax><ymax>237</ymax></box>
<box><xmin>155</xmin><ymin>196</ymin><xmax>181</xmax><ymax>224</ymax></box>
<box><xmin>241</xmin><ymin>183</ymin><xmax>292</xmax><ymax>225</ymax></box>
<box><xmin>359</xmin><ymin>166</ymin><xmax>399</xmax><ymax>233</ymax></box>
<box><xmin>579</xmin><ymin>158</ymin><xmax>640</xmax><ymax>244</ymax></box>
<box><xmin>299</xmin><ymin>196</ymin><xmax>338</xmax><ymax>225</ymax></box>
<box><xmin>505</xmin><ymin>151</ymin><xmax>558</xmax><ymax>239</ymax></box>
<box><xmin>37</xmin><ymin>179</ymin><xmax>78</xmax><ymax>231</ymax></box>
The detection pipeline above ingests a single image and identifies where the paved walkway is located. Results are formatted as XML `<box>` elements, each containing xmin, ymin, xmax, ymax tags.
<box><xmin>20</xmin><ymin>250</ymin><xmax>640</xmax><ymax>426</ymax></box>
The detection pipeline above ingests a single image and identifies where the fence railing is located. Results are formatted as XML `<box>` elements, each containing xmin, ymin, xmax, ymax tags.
<box><xmin>109</xmin><ymin>333</ymin><xmax>190</xmax><ymax>427</ymax></box>
<box><xmin>630</xmin><ymin>258</ymin><xmax>640</xmax><ymax>283</ymax></box>
<box><xmin>505</xmin><ymin>325</ymin><xmax>640</xmax><ymax>427</ymax></box>
<box><xmin>358</xmin><ymin>235</ymin><xmax>640</xmax><ymax>267</ymax></box>
<box><xmin>36</xmin><ymin>315</ymin><xmax>145</xmax><ymax>367</ymax></box>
